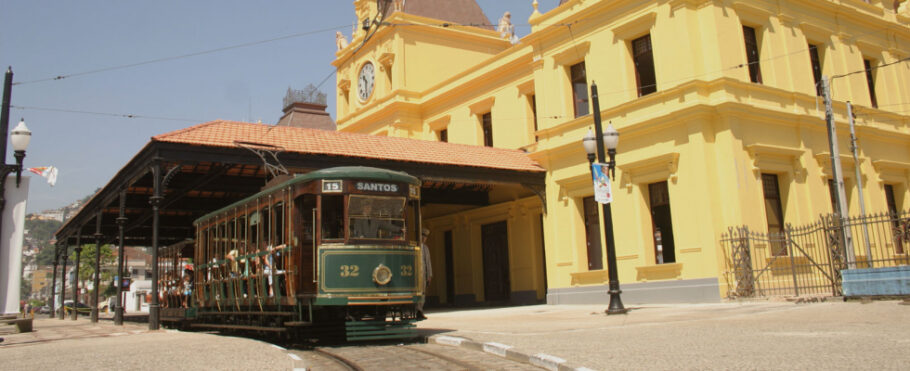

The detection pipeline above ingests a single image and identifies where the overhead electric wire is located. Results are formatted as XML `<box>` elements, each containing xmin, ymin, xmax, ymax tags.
<box><xmin>10</xmin><ymin>105</ymin><xmax>206</xmax><ymax>123</ymax></box>
<box><xmin>11</xmin><ymin>9</ymin><xmax>908</xmax><ymax>126</ymax></box>
<box><xmin>12</xmin><ymin>24</ymin><xmax>350</xmax><ymax>86</ymax></box>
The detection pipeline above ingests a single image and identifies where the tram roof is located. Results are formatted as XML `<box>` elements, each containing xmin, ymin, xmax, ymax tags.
<box><xmin>193</xmin><ymin>166</ymin><xmax>420</xmax><ymax>225</ymax></box>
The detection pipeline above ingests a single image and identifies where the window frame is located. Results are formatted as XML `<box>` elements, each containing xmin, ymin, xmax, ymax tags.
<box><xmin>743</xmin><ymin>26</ymin><xmax>763</xmax><ymax>84</ymax></box>
<box><xmin>808</xmin><ymin>44</ymin><xmax>824</xmax><ymax>96</ymax></box>
<box><xmin>582</xmin><ymin>196</ymin><xmax>603</xmax><ymax>271</ymax></box>
<box><xmin>863</xmin><ymin>58</ymin><xmax>878</xmax><ymax>108</ymax></box>
<box><xmin>761</xmin><ymin>173</ymin><xmax>787</xmax><ymax>256</ymax></box>
<box><xmin>570</xmin><ymin>61</ymin><xmax>589</xmax><ymax>118</ymax></box>
<box><xmin>481</xmin><ymin>112</ymin><xmax>493</xmax><ymax>147</ymax></box>
<box><xmin>632</xmin><ymin>34</ymin><xmax>657</xmax><ymax>97</ymax></box>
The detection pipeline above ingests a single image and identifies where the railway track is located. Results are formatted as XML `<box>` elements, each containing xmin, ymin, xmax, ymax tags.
<box><xmin>289</xmin><ymin>343</ymin><xmax>545</xmax><ymax>370</ymax></box>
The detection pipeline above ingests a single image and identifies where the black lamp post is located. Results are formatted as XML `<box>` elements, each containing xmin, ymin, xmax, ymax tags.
<box><xmin>582</xmin><ymin>82</ymin><xmax>627</xmax><ymax>315</ymax></box>
<box><xmin>0</xmin><ymin>67</ymin><xmax>31</xmax><ymax>296</ymax></box>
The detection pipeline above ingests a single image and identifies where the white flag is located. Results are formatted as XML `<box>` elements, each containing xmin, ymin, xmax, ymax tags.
<box><xmin>27</xmin><ymin>166</ymin><xmax>58</xmax><ymax>186</ymax></box>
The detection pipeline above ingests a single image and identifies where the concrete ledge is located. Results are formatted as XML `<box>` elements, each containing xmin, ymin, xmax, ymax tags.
<box><xmin>428</xmin><ymin>334</ymin><xmax>592</xmax><ymax>371</ymax></box>
<box><xmin>1</xmin><ymin>317</ymin><xmax>33</xmax><ymax>333</ymax></box>
<box><xmin>547</xmin><ymin>277</ymin><xmax>722</xmax><ymax>304</ymax></box>
<box><xmin>843</xmin><ymin>266</ymin><xmax>910</xmax><ymax>297</ymax></box>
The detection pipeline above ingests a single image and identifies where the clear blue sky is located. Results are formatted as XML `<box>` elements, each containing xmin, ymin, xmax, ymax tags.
<box><xmin>0</xmin><ymin>1</ymin><xmax>561</xmax><ymax>213</ymax></box>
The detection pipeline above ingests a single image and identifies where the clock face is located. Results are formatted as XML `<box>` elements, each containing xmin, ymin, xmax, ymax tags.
<box><xmin>358</xmin><ymin>62</ymin><xmax>375</xmax><ymax>101</ymax></box>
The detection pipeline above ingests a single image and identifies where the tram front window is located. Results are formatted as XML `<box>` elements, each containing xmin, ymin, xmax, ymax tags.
<box><xmin>349</xmin><ymin>196</ymin><xmax>406</xmax><ymax>240</ymax></box>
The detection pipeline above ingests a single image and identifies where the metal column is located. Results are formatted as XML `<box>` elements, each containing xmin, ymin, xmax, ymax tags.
<box><xmin>48</xmin><ymin>243</ymin><xmax>60</xmax><ymax>318</ymax></box>
<box><xmin>149</xmin><ymin>162</ymin><xmax>162</xmax><ymax>330</ymax></box>
<box><xmin>91</xmin><ymin>213</ymin><xmax>103</xmax><ymax>323</ymax></box>
<box><xmin>58</xmin><ymin>242</ymin><xmax>68</xmax><ymax>320</ymax></box>
<box><xmin>71</xmin><ymin>234</ymin><xmax>82</xmax><ymax>320</ymax></box>
<box><xmin>115</xmin><ymin>190</ymin><xmax>127</xmax><ymax>326</ymax></box>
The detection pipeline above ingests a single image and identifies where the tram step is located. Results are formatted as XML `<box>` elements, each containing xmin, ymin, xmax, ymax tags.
<box><xmin>345</xmin><ymin>320</ymin><xmax>417</xmax><ymax>341</ymax></box>
<box><xmin>189</xmin><ymin>323</ymin><xmax>288</xmax><ymax>332</ymax></box>
<box><xmin>197</xmin><ymin>311</ymin><xmax>296</xmax><ymax>317</ymax></box>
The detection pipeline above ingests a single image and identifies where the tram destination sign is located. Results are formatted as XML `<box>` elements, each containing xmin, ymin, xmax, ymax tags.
<box><xmin>356</xmin><ymin>182</ymin><xmax>399</xmax><ymax>193</ymax></box>
<box><xmin>323</xmin><ymin>180</ymin><xmax>343</xmax><ymax>193</ymax></box>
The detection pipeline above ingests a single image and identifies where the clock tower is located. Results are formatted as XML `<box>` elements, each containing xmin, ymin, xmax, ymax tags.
<box><xmin>333</xmin><ymin>0</ymin><xmax>508</xmax><ymax>137</ymax></box>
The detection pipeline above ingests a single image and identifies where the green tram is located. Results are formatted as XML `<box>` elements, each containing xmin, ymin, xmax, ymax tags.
<box><xmin>159</xmin><ymin>166</ymin><xmax>426</xmax><ymax>341</ymax></box>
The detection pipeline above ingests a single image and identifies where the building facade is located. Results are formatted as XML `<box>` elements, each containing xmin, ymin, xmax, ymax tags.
<box><xmin>334</xmin><ymin>0</ymin><xmax>910</xmax><ymax>304</ymax></box>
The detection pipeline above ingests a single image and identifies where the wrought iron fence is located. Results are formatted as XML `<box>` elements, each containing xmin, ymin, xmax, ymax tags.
<box><xmin>721</xmin><ymin>210</ymin><xmax>910</xmax><ymax>299</ymax></box>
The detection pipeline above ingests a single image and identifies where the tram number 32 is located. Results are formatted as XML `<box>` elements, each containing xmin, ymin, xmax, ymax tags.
<box><xmin>339</xmin><ymin>265</ymin><xmax>414</xmax><ymax>277</ymax></box>
<box><xmin>340</xmin><ymin>265</ymin><xmax>360</xmax><ymax>277</ymax></box>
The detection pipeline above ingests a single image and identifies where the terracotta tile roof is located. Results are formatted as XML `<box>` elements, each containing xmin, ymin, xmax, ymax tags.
<box><xmin>153</xmin><ymin>120</ymin><xmax>544</xmax><ymax>173</ymax></box>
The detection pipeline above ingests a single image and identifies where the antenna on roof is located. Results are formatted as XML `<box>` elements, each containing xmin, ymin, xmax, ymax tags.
<box><xmin>234</xmin><ymin>141</ymin><xmax>289</xmax><ymax>184</ymax></box>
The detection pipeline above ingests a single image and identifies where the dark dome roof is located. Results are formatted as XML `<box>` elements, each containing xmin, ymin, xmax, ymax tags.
<box><xmin>399</xmin><ymin>0</ymin><xmax>493</xmax><ymax>30</ymax></box>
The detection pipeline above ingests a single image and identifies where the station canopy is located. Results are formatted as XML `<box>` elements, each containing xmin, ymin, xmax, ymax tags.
<box><xmin>55</xmin><ymin>120</ymin><xmax>545</xmax><ymax>246</ymax></box>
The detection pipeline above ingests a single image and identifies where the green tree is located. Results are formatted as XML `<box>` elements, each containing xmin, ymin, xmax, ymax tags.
<box><xmin>26</xmin><ymin>219</ymin><xmax>63</xmax><ymax>246</ymax></box>
<box><xmin>21</xmin><ymin>277</ymin><xmax>31</xmax><ymax>300</ymax></box>
<box><xmin>35</xmin><ymin>245</ymin><xmax>58</xmax><ymax>266</ymax></box>
<box><xmin>70</xmin><ymin>244</ymin><xmax>116</xmax><ymax>302</ymax></box>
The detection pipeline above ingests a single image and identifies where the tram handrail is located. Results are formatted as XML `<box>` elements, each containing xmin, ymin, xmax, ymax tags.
<box><xmin>312</xmin><ymin>208</ymin><xmax>317</xmax><ymax>283</ymax></box>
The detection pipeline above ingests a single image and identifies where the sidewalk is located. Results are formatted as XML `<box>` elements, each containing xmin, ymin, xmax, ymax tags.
<box><xmin>2</xmin><ymin>300</ymin><xmax>907</xmax><ymax>370</ymax></box>
<box><xmin>0</xmin><ymin>317</ymin><xmax>291</xmax><ymax>370</ymax></box>
<box><xmin>418</xmin><ymin>300</ymin><xmax>910</xmax><ymax>370</ymax></box>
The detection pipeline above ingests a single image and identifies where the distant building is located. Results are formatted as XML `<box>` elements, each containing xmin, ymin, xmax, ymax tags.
<box><xmin>117</xmin><ymin>246</ymin><xmax>153</xmax><ymax>313</ymax></box>
<box><xmin>30</xmin><ymin>266</ymin><xmax>53</xmax><ymax>299</ymax></box>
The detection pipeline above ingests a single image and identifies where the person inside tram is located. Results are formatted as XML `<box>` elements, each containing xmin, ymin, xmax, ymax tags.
<box><xmin>182</xmin><ymin>269</ymin><xmax>193</xmax><ymax>308</ymax></box>
<box><xmin>225</xmin><ymin>249</ymin><xmax>240</xmax><ymax>278</ymax></box>
<box><xmin>262</xmin><ymin>243</ymin><xmax>287</xmax><ymax>296</ymax></box>
<box><xmin>350</xmin><ymin>199</ymin><xmax>404</xmax><ymax>238</ymax></box>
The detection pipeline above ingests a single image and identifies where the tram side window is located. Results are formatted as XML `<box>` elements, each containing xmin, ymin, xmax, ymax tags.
<box><xmin>273</xmin><ymin>202</ymin><xmax>285</xmax><ymax>246</ymax></box>
<box><xmin>261</xmin><ymin>206</ymin><xmax>271</xmax><ymax>247</ymax></box>
<box><xmin>249</xmin><ymin>210</ymin><xmax>260</xmax><ymax>248</ymax></box>
<box><xmin>295</xmin><ymin>195</ymin><xmax>317</xmax><ymax>244</ymax></box>
<box><xmin>227</xmin><ymin>218</ymin><xmax>236</xmax><ymax>253</ymax></box>
<box><xmin>217</xmin><ymin>223</ymin><xmax>226</xmax><ymax>263</ymax></box>
<box><xmin>322</xmin><ymin>195</ymin><xmax>345</xmax><ymax>240</ymax></box>
<box><xmin>237</xmin><ymin>216</ymin><xmax>248</xmax><ymax>254</ymax></box>
<box><xmin>348</xmin><ymin>195</ymin><xmax>406</xmax><ymax>240</ymax></box>
<box><xmin>407</xmin><ymin>199</ymin><xmax>419</xmax><ymax>244</ymax></box>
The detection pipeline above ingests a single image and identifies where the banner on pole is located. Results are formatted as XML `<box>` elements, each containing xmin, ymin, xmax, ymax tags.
<box><xmin>592</xmin><ymin>163</ymin><xmax>612</xmax><ymax>204</ymax></box>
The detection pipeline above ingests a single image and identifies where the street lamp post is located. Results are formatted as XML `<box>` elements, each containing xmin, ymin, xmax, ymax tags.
<box><xmin>582</xmin><ymin>82</ymin><xmax>627</xmax><ymax>315</ymax></box>
<box><xmin>0</xmin><ymin>67</ymin><xmax>31</xmax><ymax>295</ymax></box>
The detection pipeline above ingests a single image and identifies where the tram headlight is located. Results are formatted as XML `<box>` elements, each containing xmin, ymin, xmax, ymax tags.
<box><xmin>372</xmin><ymin>264</ymin><xmax>393</xmax><ymax>285</ymax></box>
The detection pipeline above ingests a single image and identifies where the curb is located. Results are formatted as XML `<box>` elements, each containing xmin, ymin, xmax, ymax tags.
<box><xmin>430</xmin><ymin>335</ymin><xmax>595</xmax><ymax>371</ymax></box>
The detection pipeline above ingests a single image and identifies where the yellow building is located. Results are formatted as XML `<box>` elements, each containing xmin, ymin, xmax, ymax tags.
<box><xmin>334</xmin><ymin>0</ymin><xmax>910</xmax><ymax>304</ymax></box>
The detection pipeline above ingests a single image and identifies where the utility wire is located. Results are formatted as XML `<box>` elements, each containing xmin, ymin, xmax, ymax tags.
<box><xmin>831</xmin><ymin>56</ymin><xmax>910</xmax><ymax>80</ymax></box>
<box><xmin>12</xmin><ymin>24</ymin><xmax>349</xmax><ymax>86</ymax></box>
<box><xmin>10</xmin><ymin>105</ymin><xmax>205</xmax><ymax>123</ymax></box>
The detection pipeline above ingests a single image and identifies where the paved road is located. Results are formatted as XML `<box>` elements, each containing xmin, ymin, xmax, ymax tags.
<box><xmin>418</xmin><ymin>299</ymin><xmax>910</xmax><ymax>370</ymax></box>
<box><xmin>2</xmin><ymin>299</ymin><xmax>908</xmax><ymax>370</ymax></box>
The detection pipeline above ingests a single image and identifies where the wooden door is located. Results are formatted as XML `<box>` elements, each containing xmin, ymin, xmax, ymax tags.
<box><xmin>481</xmin><ymin>221</ymin><xmax>510</xmax><ymax>302</ymax></box>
